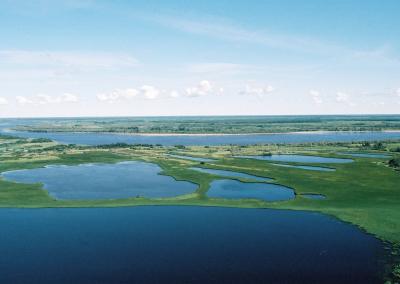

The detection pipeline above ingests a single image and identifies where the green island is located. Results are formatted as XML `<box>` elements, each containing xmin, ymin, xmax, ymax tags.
<box><xmin>1</xmin><ymin>133</ymin><xmax>400</xmax><ymax>281</ymax></box>
<box><xmin>12</xmin><ymin>114</ymin><xmax>400</xmax><ymax>134</ymax></box>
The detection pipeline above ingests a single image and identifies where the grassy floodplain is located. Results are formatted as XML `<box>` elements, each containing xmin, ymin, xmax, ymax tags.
<box><xmin>1</xmin><ymin>133</ymin><xmax>400</xmax><ymax>281</ymax></box>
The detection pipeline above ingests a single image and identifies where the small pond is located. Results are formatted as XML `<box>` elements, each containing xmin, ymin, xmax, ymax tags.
<box><xmin>236</xmin><ymin>154</ymin><xmax>353</xmax><ymax>164</ymax></box>
<box><xmin>301</xmin><ymin>194</ymin><xmax>327</xmax><ymax>200</ymax></box>
<box><xmin>337</xmin><ymin>152</ymin><xmax>392</xmax><ymax>158</ymax></box>
<box><xmin>2</xmin><ymin>161</ymin><xmax>197</xmax><ymax>200</ymax></box>
<box><xmin>271</xmin><ymin>163</ymin><xmax>336</xmax><ymax>172</ymax></box>
<box><xmin>207</xmin><ymin>179</ymin><xmax>295</xmax><ymax>201</ymax></box>
<box><xmin>190</xmin><ymin>167</ymin><xmax>271</xmax><ymax>182</ymax></box>
<box><xmin>167</xmin><ymin>154</ymin><xmax>215</xmax><ymax>162</ymax></box>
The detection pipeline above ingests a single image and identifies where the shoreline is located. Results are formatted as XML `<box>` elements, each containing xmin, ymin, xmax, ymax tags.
<box><xmin>133</xmin><ymin>130</ymin><xmax>400</xmax><ymax>136</ymax></box>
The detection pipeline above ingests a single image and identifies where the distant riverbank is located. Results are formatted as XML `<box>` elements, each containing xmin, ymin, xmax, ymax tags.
<box><xmin>8</xmin><ymin>129</ymin><xmax>400</xmax><ymax>136</ymax></box>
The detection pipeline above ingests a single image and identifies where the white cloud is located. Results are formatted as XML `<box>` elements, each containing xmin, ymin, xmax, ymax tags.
<box><xmin>310</xmin><ymin>90</ymin><xmax>323</xmax><ymax>104</ymax></box>
<box><xmin>336</xmin><ymin>92</ymin><xmax>350</xmax><ymax>103</ymax></box>
<box><xmin>97</xmin><ymin>89</ymin><xmax>138</xmax><ymax>103</ymax></box>
<box><xmin>97</xmin><ymin>93</ymin><xmax>118</xmax><ymax>102</ymax></box>
<box><xmin>36</xmin><ymin>94</ymin><xmax>55</xmax><ymax>104</ymax></box>
<box><xmin>185</xmin><ymin>80</ymin><xmax>213</xmax><ymax>97</ymax></box>
<box><xmin>0</xmin><ymin>50</ymin><xmax>137</xmax><ymax>69</ymax></box>
<box><xmin>97</xmin><ymin>82</ymin><xmax>219</xmax><ymax>102</ymax></box>
<box><xmin>16</xmin><ymin>93</ymin><xmax>79</xmax><ymax>105</ymax></box>
<box><xmin>169</xmin><ymin>90</ymin><xmax>180</xmax><ymax>98</ymax></box>
<box><xmin>60</xmin><ymin>93</ymin><xmax>79</xmax><ymax>103</ymax></box>
<box><xmin>0</xmin><ymin>97</ymin><xmax>8</xmax><ymax>105</ymax></box>
<box><xmin>335</xmin><ymin>91</ymin><xmax>357</xmax><ymax>106</ymax></box>
<box><xmin>97</xmin><ymin>86</ymin><xmax>160</xmax><ymax>102</ymax></box>
<box><xmin>140</xmin><ymin>85</ymin><xmax>160</xmax><ymax>100</ymax></box>
<box><xmin>396</xmin><ymin>88</ymin><xmax>400</xmax><ymax>97</ymax></box>
<box><xmin>239</xmin><ymin>84</ymin><xmax>275</xmax><ymax>97</ymax></box>
<box><xmin>16</xmin><ymin>96</ymin><xmax>33</xmax><ymax>105</ymax></box>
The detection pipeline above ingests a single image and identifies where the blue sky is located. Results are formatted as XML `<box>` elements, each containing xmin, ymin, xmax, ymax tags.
<box><xmin>0</xmin><ymin>0</ymin><xmax>399</xmax><ymax>117</ymax></box>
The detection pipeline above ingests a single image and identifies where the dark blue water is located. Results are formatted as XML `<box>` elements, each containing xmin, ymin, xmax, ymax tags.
<box><xmin>2</xmin><ymin>161</ymin><xmax>196</xmax><ymax>200</ymax></box>
<box><xmin>0</xmin><ymin>207</ymin><xmax>384</xmax><ymax>284</ymax></box>
<box><xmin>167</xmin><ymin>154</ymin><xmax>216</xmax><ymax>162</ymax></box>
<box><xmin>208</xmin><ymin>179</ymin><xmax>295</xmax><ymax>201</ymax></box>
<box><xmin>3</xmin><ymin>129</ymin><xmax>400</xmax><ymax>146</ymax></box>
<box><xmin>190</xmin><ymin>167</ymin><xmax>271</xmax><ymax>182</ymax></box>
<box><xmin>237</xmin><ymin>154</ymin><xmax>353</xmax><ymax>164</ymax></box>
<box><xmin>337</xmin><ymin>152</ymin><xmax>392</xmax><ymax>158</ymax></box>
<box><xmin>271</xmin><ymin>163</ymin><xmax>336</xmax><ymax>172</ymax></box>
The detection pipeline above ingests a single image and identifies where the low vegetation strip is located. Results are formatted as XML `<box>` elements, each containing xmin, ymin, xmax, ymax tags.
<box><xmin>12</xmin><ymin>115</ymin><xmax>400</xmax><ymax>134</ymax></box>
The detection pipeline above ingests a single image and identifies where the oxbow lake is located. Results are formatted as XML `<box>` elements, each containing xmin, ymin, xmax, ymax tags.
<box><xmin>2</xmin><ymin>161</ymin><xmax>197</xmax><ymax>200</ymax></box>
<box><xmin>337</xmin><ymin>152</ymin><xmax>392</xmax><ymax>158</ymax></box>
<box><xmin>271</xmin><ymin>163</ymin><xmax>336</xmax><ymax>172</ymax></box>
<box><xmin>0</xmin><ymin>207</ymin><xmax>385</xmax><ymax>284</ymax></box>
<box><xmin>207</xmin><ymin>179</ymin><xmax>295</xmax><ymax>201</ymax></box>
<box><xmin>301</xmin><ymin>194</ymin><xmax>327</xmax><ymax>200</ymax></box>
<box><xmin>167</xmin><ymin>154</ymin><xmax>216</xmax><ymax>162</ymax></box>
<box><xmin>236</xmin><ymin>154</ymin><xmax>353</xmax><ymax>163</ymax></box>
<box><xmin>190</xmin><ymin>167</ymin><xmax>271</xmax><ymax>182</ymax></box>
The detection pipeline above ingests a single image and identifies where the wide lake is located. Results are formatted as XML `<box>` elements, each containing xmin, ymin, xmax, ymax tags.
<box><xmin>3</xmin><ymin>129</ymin><xmax>400</xmax><ymax>146</ymax></box>
<box><xmin>2</xmin><ymin>118</ymin><xmax>400</xmax><ymax>145</ymax></box>
<box><xmin>2</xmin><ymin>161</ymin><xmax>197</xmax><ymax>200</ymax></box>
<box><xmin>0</xmin><ymin>206</ymin><xmax>385</xmax><ymax>284</ymax></box>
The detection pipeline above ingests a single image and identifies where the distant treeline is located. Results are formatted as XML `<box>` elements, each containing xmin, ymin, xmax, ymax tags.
<box><xmin>12</xmin><ymin>115</ymin><xmax>400</xmax><ymax>134</ymax></box>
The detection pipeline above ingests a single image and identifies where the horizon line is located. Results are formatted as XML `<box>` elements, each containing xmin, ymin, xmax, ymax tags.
<box><xmin>1</xmin><ymin>113</ymin><xmax>400</xmax><ymax>120</ymax></box>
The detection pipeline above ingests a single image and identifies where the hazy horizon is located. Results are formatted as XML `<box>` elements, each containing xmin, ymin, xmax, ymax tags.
<box><xmin>0</xmin><ymin>113</ymin><xmax>400</xmax><ymax>119</ymax></box>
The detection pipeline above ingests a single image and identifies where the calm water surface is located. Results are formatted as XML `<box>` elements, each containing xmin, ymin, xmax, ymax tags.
<box><xmin>302</xmin><ymin>194</ymin><xmax>327</xmax><ymax>200</ymax></box>
<box><xmin>271</xmin><ymin>163</ymin><xmax>336</xmax><ymax>172</ymax></box>
<box><xmin>2</xmin><ymin>118</ymin><xmax>400</xmax><ymax>145</ymax></box>
<box><xmin>236</xmin><ymin>154</ymin><xmax>353</xmax><ymax>163</ymax></box>
<box><xmin>208</xmin><ymin>179</ymin><xmax>295</xmax><ymax>201</ymax></box>
<box><xmin>167</xmin><ymin>154</ymin><xmax>216</xmax><ymax>162</ymax></box>
<box><xmin>0</xmin><ymin>207</ymin><xmax>385</xmax><ymax>284</ymax></box>
<box><xmin>4</xmin><ymin>129</ymin><xmax>400</xmax><ymax>146</ymax></box>
<box><xmin>337</xmin><ymin>152</ymin><xmax>392</xmax><ymax>158</ymax></box>
<box><xmin>2</xmin><ymin>161</ymin><xmax>197</xmax><ymax>199</ymax></box>
<box><xmin>190</xmin><ymin>167</ymin><xmax>271</xmax><ymax>182</ymax></box>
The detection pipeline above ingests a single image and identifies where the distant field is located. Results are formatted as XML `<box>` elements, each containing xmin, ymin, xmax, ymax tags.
<box><xmin>11</xmin><ymin>115</ymin><xmax>400</xmax><ymax>134</ymax></box>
